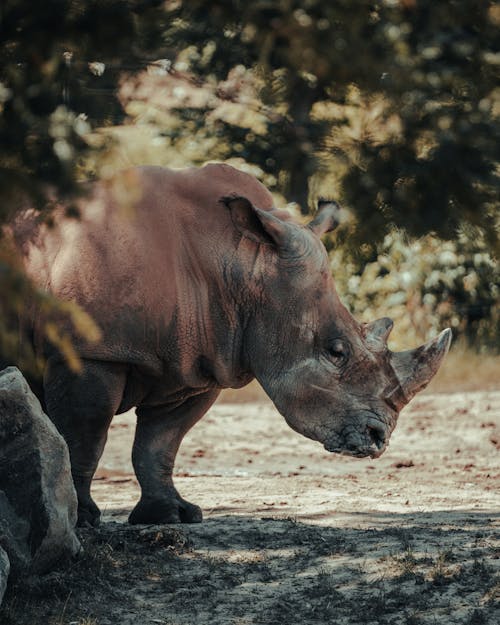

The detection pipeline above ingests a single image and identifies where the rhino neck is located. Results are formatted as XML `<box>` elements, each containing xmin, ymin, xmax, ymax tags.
<box><xmin>171</xmin><ymin>239</ymin><xmax>254</xmax><ymax>391</ymax></box>
<box><xmin>189</xmin><ymin>237</ymin><xmax>282</xmax><ymax>390</ymax></box>
<box><xmin>233</xmin><ymin>244</ymin><xmax>291</xmax><ymax>386</ymax></box>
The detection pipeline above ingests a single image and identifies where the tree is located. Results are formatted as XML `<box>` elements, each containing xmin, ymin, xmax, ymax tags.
<box><xmin>143</xmin><ymin>0</ymin><xmax>499</xmax><ymax>249</ymax></box>
<box><xmin>1</xmin><ymin>0</ymin><xmax>498</xmax><ymax>369</ymax></box>
<box><xmin>0</xmin><ymin>0</ymin><xmax>170</xmax><ymax>207</ymax></box>
<box><xmin>0</xmin><ymin>0</ymin><xmax>170</xmax><ymax>370</ymax></box>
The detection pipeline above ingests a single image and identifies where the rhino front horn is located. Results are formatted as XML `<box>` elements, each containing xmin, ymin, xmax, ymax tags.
<box><xmin>390</xmin><ymin>328</ymin><xmax>452</xmax><ymax>404</ymax></box>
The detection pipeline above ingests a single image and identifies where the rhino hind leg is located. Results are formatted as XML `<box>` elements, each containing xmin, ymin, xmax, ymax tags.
<box><xmin>129</xmin><ymin>390</ymin><xmax>219</xmax><ymax>525</ymax></box>
<box><xmin>44</xmin><ymin>358</ymin><xmax>127</xmax><ymax>526</ymax></box>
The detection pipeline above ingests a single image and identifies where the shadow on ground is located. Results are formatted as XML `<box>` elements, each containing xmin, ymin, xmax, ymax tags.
<box><xmin>1</xmin><ymin>510</ymin><xmax>498</xmax><ymax>625</ymax></box>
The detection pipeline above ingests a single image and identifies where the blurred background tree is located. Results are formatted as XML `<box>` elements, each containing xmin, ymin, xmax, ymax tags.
<box><xmin>1</xmin><ymin>0</ymin><xmax>498</xmax><ymax>368</ymax></box>
<box><xmin>0</xmin><ymin>0</ymin><xmax>170</xmax><ymax>370</ymax></box>
<box><xmin>134</xmin><ymin>0</ymin><xmax>499</xmax><ymax>243</ymax></box>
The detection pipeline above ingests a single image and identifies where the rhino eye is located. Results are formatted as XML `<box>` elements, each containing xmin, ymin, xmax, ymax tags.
<box><xmin>327</xmin><ymin>339</ymin><xmax>348</xmax><ymax>363</ymax></box>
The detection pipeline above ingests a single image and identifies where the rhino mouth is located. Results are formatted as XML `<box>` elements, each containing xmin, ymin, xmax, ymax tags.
<box><xmin>324</xmin><ymin>443</ymin><xmax>386</xmax><ymax>459</ymax></box>
<box><xmin>323</xmin><ymin>415</ymin><xmax>390</xmax><ymax>459</ymax></box>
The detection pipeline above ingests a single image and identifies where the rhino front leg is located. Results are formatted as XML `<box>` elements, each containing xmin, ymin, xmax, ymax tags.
<box><xmin>44</xmin><ymin>358</ymin><xmax>127</xmax><ymax>527</ymax></box>
<box><xmin>129</xmin><ymin>390</ymin><xmax>219</xmax><ymax>524</ymax></box>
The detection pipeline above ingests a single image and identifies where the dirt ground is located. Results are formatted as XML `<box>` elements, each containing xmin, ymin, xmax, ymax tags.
<box><xmin>2</xmin><ymin>390</ymin><xmax>499</xmax><ymax>625</ymax></box>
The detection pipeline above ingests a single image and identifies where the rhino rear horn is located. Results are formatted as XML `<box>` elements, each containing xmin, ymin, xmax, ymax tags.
<box><xmin>390</xmin><ymin>328</ymin><xmax>452</xmax><ymax>403</ymax></box>
<box><xmin>365</xmin><ymin>317</ymin><xmax>394</xmax><ymax>349</ymax></box>
<box><xmin>308</xmin><ymin>199</ymin><xmax>345</xmax><ymax>237</ymax></box>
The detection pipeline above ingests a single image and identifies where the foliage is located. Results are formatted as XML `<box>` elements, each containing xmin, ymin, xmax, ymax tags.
<box><xmin>332</xmin><ymin>229</ymin><xmax>499</xmax><ymax>351</ymax></box>
<box><xmin>2</xmin><ymin>0</ymin><xmax>498</xmax><ymax>238</ymax></box>
<box><xmin>0</xmin><ymin>241</ymin><xmax>101</xmax><ymax>374</ymax></box>
<box><xmin>0</xmin><ymin>0</ymin><xmax>498</xmax><ymax>367</ymax></box>
<box><xmin>140</xmin><ymin>0</ymin><xmax>499</xmax><ymax>251</ymax></box>
<box><xmin>0</xmin><ymin>0</ymin><xmax>169</xmax><ymax>209</ymax></box>
<box><xmin>0</xmin><ymin>0</ymin><xmax>168</xmax><ymax>368</ymax></box>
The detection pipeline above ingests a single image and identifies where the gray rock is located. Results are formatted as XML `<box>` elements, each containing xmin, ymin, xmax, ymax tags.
<box><xmin>0</xmin><ymin>546</ymin><xmax>9</xmax><ymax>606</ymax></box>
<box><xmin>0</xmin><ymin>367</ymin><xmax>81</xmax><ymax>576</ymax></box>
<box><xmin>0</xmin><ymin>491</ymin><xmax>30</xmax><ymax>575</ymax></box>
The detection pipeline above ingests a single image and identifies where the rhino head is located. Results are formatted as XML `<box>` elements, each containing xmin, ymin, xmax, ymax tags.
<box><xmin>224</xmin><ymin>196</ymin><xmax>452</xmax><ymax>459</ymax></box>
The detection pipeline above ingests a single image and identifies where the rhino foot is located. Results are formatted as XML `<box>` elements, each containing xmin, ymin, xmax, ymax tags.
<box><xmin>128</xmin><ymin>496</ymin><xmax>202</xmax><ymax>525</ymax></box>
<box><xmin>77</xmin><ymin>499</ymin><xmax>101</xmax><ymax>527</ymax></box>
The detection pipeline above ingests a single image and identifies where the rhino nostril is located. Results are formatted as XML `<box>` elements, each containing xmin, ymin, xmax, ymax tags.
<box><xmin>367</xmin><ymin>424</ymin><xmax>385</xmax><ymax>449</ymax></box>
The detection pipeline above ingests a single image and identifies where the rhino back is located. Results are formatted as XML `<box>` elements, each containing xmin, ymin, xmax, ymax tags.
<box><xmin>15</xmin><ymin>164</ymin><xmax>274</xmax><ymax>376</ymax></box>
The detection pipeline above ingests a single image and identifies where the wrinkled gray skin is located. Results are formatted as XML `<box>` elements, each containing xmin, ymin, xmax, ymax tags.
<box><xmin>5</xmin><ymin>164</ymin><xmax>451</xmax><ymax>526</ymax></box>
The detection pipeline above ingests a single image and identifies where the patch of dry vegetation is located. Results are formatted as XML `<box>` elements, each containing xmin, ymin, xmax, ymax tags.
<box><xmin>425</xmin><ymin>348</ymin><xmax>500</xmax><ymax>393</ymax></box>
<box><xmin>0</xmin><ymin>524</ymin><xmax>191</xmax><ymax>625</ymax></box>
<box><xmin>1</xmin><ymin>515</ymin><xmax>498</xmax><ymax>625</ymax></box>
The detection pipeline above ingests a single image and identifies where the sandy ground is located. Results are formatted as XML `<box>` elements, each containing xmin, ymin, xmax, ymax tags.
<box><xmin>2</xmin><ymin>390</ymin><xmax>499</xmax><ymax>625</ymax></box>
<box><xmin>97</xmin><ymin>391</ymin><xmax>500</xmax><ymax>519</ymax></box>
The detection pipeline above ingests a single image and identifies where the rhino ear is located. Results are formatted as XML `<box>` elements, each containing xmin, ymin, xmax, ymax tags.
<box><xmin>221</xmin><ymin>195</ymin><xmax>291</xmax><ymax>247</ymax></box>
<box><xmin>308</xmin><ymin>199</ymin><xmax>343</xmax><ymax>237</ymax></box>
<box><xmin>365</xmin><ymin>317</ymin><xmax>394</xmax><ymax>350</ymax></box>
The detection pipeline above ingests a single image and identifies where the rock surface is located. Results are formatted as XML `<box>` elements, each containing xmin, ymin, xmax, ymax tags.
<box><xmin>0</xmin><ymin>367</ymin><xmax>81</xmax><ymax>576</ymax></box>
<box><xmin>0</xmin><ymin>546</ymin><xmax>8</xmax><ymax>606</ymax></box>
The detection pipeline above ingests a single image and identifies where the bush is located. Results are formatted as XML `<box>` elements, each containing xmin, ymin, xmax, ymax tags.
<box><xmin>332</xmin><ymin>229</ymin><xmax>499</xmax><ymax>352</ymax></box>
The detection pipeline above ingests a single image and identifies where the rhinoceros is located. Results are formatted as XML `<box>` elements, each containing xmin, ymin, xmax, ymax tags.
<box><xmin>5</xmin><ymin>163</ymin><xmax>451</xmax><ymax>526</ymax></box>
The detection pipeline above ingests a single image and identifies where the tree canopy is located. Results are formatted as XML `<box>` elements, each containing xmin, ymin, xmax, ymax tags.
<box><xmin>2</xmin><ymin>1</ymin><xmax>498</xmax><ymax>240</ymax></box>
<box><xmin>0</xmin><ymin>0</ymin><xmax>498</xmax><ymax>365</ymax></box>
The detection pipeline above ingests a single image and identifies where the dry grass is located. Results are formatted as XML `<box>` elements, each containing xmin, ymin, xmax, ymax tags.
<box><xmin>2</xmin><ymin>389</ymin><xmax>498</xmax><ymax>625</ymax></box>
<box><xmin>2</xmin><ymin>516</ymin><xmax>498</xmax><ymax>625</ymax></box>
<box><xmin>425</xmin><ymin>348</ymin><xmax>499</xmax><ymax>393</ymax></box>
<box><xmin>220</xmin><ymin>348</ymin><xmax>499</xmax><ymax>403</ymax></box>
